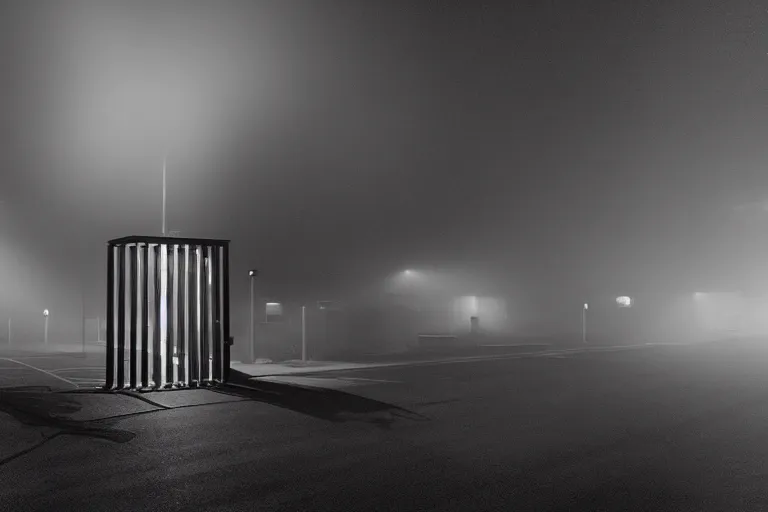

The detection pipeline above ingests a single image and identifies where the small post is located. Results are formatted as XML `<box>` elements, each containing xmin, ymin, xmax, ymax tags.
<box><xmin>43</xmin><ymin>309</ymin><xmax>49</xmax><ymax>346</ymax></box>
<box><xmin>301</xmin><ymin>305</ymin><xmax>307</xmax><ymax>362</ymax></box>
<box><xmin>470</xmin><ymin>316</ymin><xmax>479</xmax><ymax>334</ymax></box>
<box><xmin>249</xmin><ymin>270</ymin><xmax>257</xmax><ymax>363</ymax></box>
<box><xmin>81</xmin><ymin>285</ymin><xmax>86</xmax><ymax>353</ymax></box>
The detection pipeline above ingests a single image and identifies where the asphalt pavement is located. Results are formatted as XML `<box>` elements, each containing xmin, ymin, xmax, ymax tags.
<box><xmin>3</xmin><ymin>339</ymin><xmax>768</xmax><ymax>511</ymax></box>
<box><xmin>0</xmin><ymin>349</ymin><xmax>105</xmax><ymax>391</ymax></box>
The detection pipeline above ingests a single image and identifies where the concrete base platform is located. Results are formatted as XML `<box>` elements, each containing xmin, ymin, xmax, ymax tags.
<box><xmin>231</xmin><ymin>360</ymin><xmax>394</xmax><ymax>378</ymax></box>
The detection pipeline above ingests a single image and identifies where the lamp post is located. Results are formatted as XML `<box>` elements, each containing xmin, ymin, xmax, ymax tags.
<box><xmin>162</xmin><ymin>154</ymin><xmax>167</xmax><ymax>236</ymax></box>
<box><xmin>248</xmin><ymin>269</ymin><xmax>258</xmax><ymax>363</ymax></box>
<box><xmin>81</xmin><ymin>278</ymin><xmax>86</xmax><ymax>354</ymax></box>
<box><xmin>43</xmin><ymin>309</ymin><xmax>50</xmax><ymax>346</ymax></box>
<box><xmin>301</xmin><ymin>305</ymin><xmax>307</xmax><ymax>362</ymax></box>
<box><xmin>0</xmin><ymin>201</ymin><xmax>10</xmax><ymax>346</ymax></box>
<box><xmin>582</xmin><ymin>303</ymin><xmax>588</xmax><ymax>344</ymax></box>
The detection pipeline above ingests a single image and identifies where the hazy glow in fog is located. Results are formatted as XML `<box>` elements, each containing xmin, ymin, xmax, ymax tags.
<box><xmin>454</xmin><ymin>296</ymin><xmax>509</xmax><ymax>332</ymax></box>
<box><xmin>49</xmin><ymin>3</ymin><xmax>290</xmax><ymax>163</ymax></box>
<box><xmin>266</xmin><ymin>302</ymin><xmax>283</xmax><ymax>316</ymax></box>
<box><xmin>456</xmin><ymin>296</ymin><xmax>479</xmax><ymax>318</ymax></box>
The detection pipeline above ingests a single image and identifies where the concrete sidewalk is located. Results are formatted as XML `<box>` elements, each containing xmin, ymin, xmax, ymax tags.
<box><xmin>230</xmin><ymin>340</ymin><xmax>710</xmax><ymax>379</ymax></box>
<box><xmin>231</xmin><ymin>360</ymin><xmax>399</xmax><ymax>377</ymax></box>
<box><xmin>231</xmin><ymin>343</ymin><xmax>568</xmax><ymax>378</ymax></box>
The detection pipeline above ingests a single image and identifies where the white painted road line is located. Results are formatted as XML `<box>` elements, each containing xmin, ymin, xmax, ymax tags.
<box><xmin>50</xmin><ymin>368</ymin><xmax>105</xmax><ymax>373</ymax></box>
<box><xmin>1</xmin><ymin>354</ymin><xmax>89</xmax><ymax>359</ymax></box>
<box><xmin>0</xmin><ymin>358</ymin><xmax>78</xmax><ymax>389</ymax></box>
<box><xmin>257</xmin><ymin>376</ymin><xmax>379</xmax><ymax>389</ymax></box>
<box><xmin>363</xmin><ymin>344</ymin><xmax>656</xmax><ymax>370</ymax></box>
<box><xmin>383</xmin><ymin>350</ymin><xmax>552</xmax><ymax>369</ymax></box>
<box><xmin>338</xmin><ymin>377</ymin><xmax>400</xmax><ymax>383</ymax></box>
<box><xmin>335</xmin><ymin>377</ymin><xmax>402</xmax><ymax>383</ymax></box>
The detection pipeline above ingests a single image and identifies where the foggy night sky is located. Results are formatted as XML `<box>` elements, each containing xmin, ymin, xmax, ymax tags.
<box><xmin>1</xmin><ymin>0</ymin><xmax>768</xmax><ymax>315</ymax></box>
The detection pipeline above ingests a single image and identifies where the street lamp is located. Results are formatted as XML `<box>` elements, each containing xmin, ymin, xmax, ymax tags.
<box><xmin>301</xmin><ymin>304</ymin><xmax>307</xmax><ymax>362</ymax></box>
<box><xmin>248</xmin><ymin>269</ymin><xmax>258</xmax><ymax>363</ymax></box>
<box><xmin>399</xmin><ymin>269</ymin><xmax>420</xmax><ymax>309</ymax></box>
<box><xmin>43</xmin><ymin>309</ymin><xmax>50</xmax><ymax>346</ymax></box>
<box><xmin>582</xmin><ymin>303</ymin><xmax>588</xmax><ymax>344</ymax></box>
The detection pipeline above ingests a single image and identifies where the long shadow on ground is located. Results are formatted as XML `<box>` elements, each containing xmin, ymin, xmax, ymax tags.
<box><xmin>0</xmin><ymin>385</ymin><xmax>136</xmax><ymax>442</ymax></box>
<box><xmin>0</xmin><ymin>386</ymin><xmax>137</xmax><ymax>466</ymax></box>
<box><xmin>223</xmin><ymin>370</ymin><xmax>429</xmax><ymax>429</ymax></box>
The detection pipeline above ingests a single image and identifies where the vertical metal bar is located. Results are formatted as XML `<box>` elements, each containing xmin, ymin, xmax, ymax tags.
<box><xmin>116</xmin><ymin>245</ymin><xmax>126</xmax><ymax>389</ymax></box>
<box><xmin>201</xmin><ymin>247</ymin><xmax>210</xmax><ymax>382</ymax></box>
<box><xmin>105</xmin><ymin>244</ymin><xmax>115</xmax><ymax>390</ymax></box>
<box><xmin>185</xmin><ymin>245</ymin><xmax>191</xmax><ymax>385</ymax></box>
<box><xmin>166</xmin><ymin>245</ymin><xmax>175</xmax><ymax>387</ymax></box>
<box><xmin>222</xmin><ymin>242</ymin><xmax>231</xmax><ymax>382</ymax></box>
<box><xmin>218</xmin><ymin>246</ymin><xmax>225</xmax><ymax>380</ymax></box>
<box><xmin>211</xmin><ymin>245</ymin><xmax>221</xmax><ymax>381</ymax></box>
<box><xmin>129</xmin><ymin>244</ymin><xmax>138</xmax><ymax>389</ymax></box>
<box><xmin>188</xmin><ymin>246</ymin><xmax>199</xmax><ymax>385</ymax></box>
<box><xmin>141</xmin><ymin>244</ymin><xmax>149</xmax><ymax>388</ymax></box>
<box><xmin>197</xmin><ymin>246</ymin><xmax>203</xmax><ymax>384</ymax></box>
<box><xmin>178</xmin><ymin>245</ymin><xmax>187</xmax><ymax>385</ymax></box>
<box><xmin>152</xmin><ymin>244</ymin><xmax>162</xmax><ymax>388</ymax></box>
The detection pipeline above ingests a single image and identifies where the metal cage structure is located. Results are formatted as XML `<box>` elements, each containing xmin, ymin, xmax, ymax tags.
<box><xmin>105</xmin><ymin>236</ymin><xmax>231</xmax><ymax>390</ymax></box>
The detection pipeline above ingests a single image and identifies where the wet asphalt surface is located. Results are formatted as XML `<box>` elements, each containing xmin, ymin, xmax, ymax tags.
<box><xmin>3</xmin><ymin>339</ymin><xmax>768</xmax><ymax>511</ymax></box>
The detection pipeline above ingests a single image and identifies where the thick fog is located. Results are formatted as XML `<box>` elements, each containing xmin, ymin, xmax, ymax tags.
<box><xmin>1</xmin><ymin>1</ymin><xmax>767</xmax><ymax>349</ymax></box>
